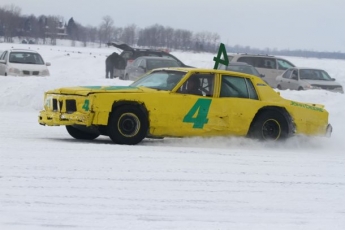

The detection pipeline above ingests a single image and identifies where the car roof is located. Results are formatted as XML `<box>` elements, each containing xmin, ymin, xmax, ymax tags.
<box><xmin>231</xmin><ymin>53</ymin><xmax>275</xmax><ymax>58</ymax></box>
<box><xmin>151</xmin><ymin>67</ymin><xmax>261</xmax><ymax>76</ymax></box>
<box><xmin>8</xmin><ymin>49</ymin><xmax>38</xmax><ymax>53</ymax></box>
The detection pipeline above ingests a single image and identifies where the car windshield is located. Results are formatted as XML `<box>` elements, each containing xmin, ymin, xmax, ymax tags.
<box><xmin>299</xmin><ymin>69</ymin><xmax>332</xmax><ymax>81</ymax></box>
<box><xmin>9</xmin><ymin>52</ymin><xmax>45</xmax><ymax>65</ymax></box>
<box><xmin>130</xmin><ymin>70</ymin><xmax>186</xmax><ymax>91</ymax></box>
<box><xmin>147</xmin><ymin>59</ymin><xmax>180</xmax><ymax>70</ymax></box>
<box><xmin>226</xmin><ymin>65</ymin><xmax>260</xmax><ymax>77</ymax></box>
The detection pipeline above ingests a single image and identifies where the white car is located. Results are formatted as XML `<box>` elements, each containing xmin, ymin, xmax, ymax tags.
<box><xmin>276</xmin><ymin>67</ymin><xmax>344</xmax><ymax>93</ymax></box>
<box><xmin>0</xmin><ymin>49</ymin><xmax>51</xmax><ymax>76</ymax></box>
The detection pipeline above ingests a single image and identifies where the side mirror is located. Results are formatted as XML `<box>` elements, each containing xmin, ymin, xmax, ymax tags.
<box><xmin>331</xmin><ymin>78</ymin><xmax>336</xmax><ymax>81</ymax></box>
<box><xmin>46</xmin><ymin>62</ymin><xmax>51</xmax><ymax>66</ymax></box>
<box><xmin>260</xmin><ymin>73</ymin><xmax>265</xmax><ymax>78</ymax></box>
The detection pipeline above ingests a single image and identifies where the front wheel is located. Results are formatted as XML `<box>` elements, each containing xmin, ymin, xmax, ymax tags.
<box><xmin>107</xmin><ymin>105</ymin><xmax>148</xmax><ymax>145</ymax></box>
<box><xmin>249</xmin><ymin>110</ymin><xmax>289</xmax><ymax>141</ymax></box>
<box><xmin>66</xmin><ymin>125</ymin><xmax>100</xmax><ymax>140</ymax></box>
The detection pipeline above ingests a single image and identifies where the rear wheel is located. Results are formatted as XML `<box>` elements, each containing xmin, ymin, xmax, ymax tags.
<box><xmin>298</xmin><ymin>87</ymin><xmax>304</xmax><ymax>91</ymax></box>
<box><xmin>66</xmin><ymin>125</ymin><xmax>100</xmax><ymax>140</ymax></box>
<box><xmin>277</xmin><ymin>84</ymin><xmax>282</xmax><ymax>90</ymax></box>
<box><xmin>249</xmin><ymin>110</ymin><xmax>289</xmax><ymax>141</ymax></box>
<box><xmin>107</xmin><ymin>105</ymin><xmax>148</xmax><ymax>145</ymax></box>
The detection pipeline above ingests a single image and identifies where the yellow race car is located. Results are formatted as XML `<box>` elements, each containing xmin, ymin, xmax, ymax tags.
<box><xmin>38</xmin><ymin>68</ymin><xmax>332</xmax><ymax>145</ymax></box>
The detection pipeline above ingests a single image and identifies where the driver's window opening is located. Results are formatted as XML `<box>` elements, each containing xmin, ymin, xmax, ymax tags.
<box><xmin>177</xmin><ymin>74</ymin><xmax>214</xmax><ymax>97</ymax></box>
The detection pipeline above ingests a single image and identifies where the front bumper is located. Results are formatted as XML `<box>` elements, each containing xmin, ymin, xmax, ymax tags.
<box><xmin>38</xmin><ymin>110</ymin><xmax>94</xmax><ymax>126</ymax></box>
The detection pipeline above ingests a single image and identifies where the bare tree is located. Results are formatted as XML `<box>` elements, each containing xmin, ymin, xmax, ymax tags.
<box><xmin>1</xmin><ymin>4</ymin><xmax>21</xmax><ymax>42</ymax></box>
<box><xmin>98</xmin><ymin>15</ymin><xmax>114</xmax><ymax>45</ymax></box>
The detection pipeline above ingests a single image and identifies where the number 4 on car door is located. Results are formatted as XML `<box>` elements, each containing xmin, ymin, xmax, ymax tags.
<box><xmin>183</xmin><ymin>98</ymin><xmax>212</xmax><ymax>128</ymax></box>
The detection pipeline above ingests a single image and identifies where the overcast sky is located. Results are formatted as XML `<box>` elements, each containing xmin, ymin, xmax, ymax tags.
<box><xmin>2</xmin><ymin>0</ymin><xmax>345</xmax><ymax>52</ymax></box>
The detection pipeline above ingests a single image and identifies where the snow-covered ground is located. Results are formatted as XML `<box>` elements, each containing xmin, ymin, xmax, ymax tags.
<box><xmin>0</xmin><ymin>42</ymin><xmax>345</xmax><ymax>230</ymax></box>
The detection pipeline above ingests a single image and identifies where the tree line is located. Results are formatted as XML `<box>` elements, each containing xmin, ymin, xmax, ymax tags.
<box><xmin>1</xmin><ymin>4</ymin><xmax>345</xmax><ymax>59</ymax></box>
<box><xmin>0</xmin><ymin>4</ymin><xmax>220</xmax><ymax>52</ymax></box>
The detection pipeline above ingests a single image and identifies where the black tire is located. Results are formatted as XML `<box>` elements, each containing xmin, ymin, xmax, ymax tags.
<box><xmin>107</xmin><ymin>105</ymin><xmax>148</xmax><ymax>145</ymax></box>
<box><xmin>277</xmin><ymin>84</ymin><xmax>282</xmax><ymax>90</ymax></box>
<box><xmin>5</xmin><ymin>73</ymin><xmax>7</xmax><ymax>76</ymax></box>
<box><xmin>66</xmin><ymin>125</ymin><xmax>100</xmax><ymax>140</ymax></box>
<box><xmin>298</xmin><ymin>87</ymin><xmax>304</xmax><ymax>91</ymax></box>
<box><xmin>125</xmin><ymin>74</ymin><xmax>129</xmax><ymax>80</ymax></box>
<box><xmin>249</xmin><ymin>110</ymin><xmax>289</xmax><ymax>141</ymax></box>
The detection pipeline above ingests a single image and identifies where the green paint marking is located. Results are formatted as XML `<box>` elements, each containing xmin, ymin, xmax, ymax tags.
<box><xmin>290</xmin><ymin>101</ymin><xmax>324</xmax><ymax>112</ymax></box>
<box><xmin>213</xmin><ymin>43</ymin><xmax>229</xmax><ymax>69</ymax></box>
<box><xmin>82</xmin><ymin>99</ymin><xmax>90</xmax><ymax>111</ymax></box>
<box><xmin>183</xmin><ymin>98</ymin><xmax>212</xmax><ymax>128</ymax></box>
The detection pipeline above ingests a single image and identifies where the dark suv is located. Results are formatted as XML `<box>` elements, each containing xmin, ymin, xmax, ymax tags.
<box><xmin>107</xmin><ymin>41</ymin><xmax>191</xmax><ymax>71</ymax></box>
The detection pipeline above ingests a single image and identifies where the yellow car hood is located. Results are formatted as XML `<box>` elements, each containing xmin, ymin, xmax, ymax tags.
<box><xmin>46</xmin><ymin>86</ymin><xmax>154</xmax><ymax>96</ymax></box>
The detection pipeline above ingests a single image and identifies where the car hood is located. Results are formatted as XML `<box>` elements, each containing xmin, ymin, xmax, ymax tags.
<box><xmin>302</xmin><ymin>79</ymin><xmax>342</xmax><ymax>86</ymax></box>
<box><xmin>46</xmin><ymin>86</ymin><xmax>157</xmax><ymax>96</ymax></box>
<box><xmin>107</xmin><ymin>41</ymin><xmax>133</xmax><ymax>51</ymax></box>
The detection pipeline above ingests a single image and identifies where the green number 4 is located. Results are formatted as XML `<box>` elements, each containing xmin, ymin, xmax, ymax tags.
<box><xmin>183</xmin><ymin>98</ymin><xmax>212</xmax><ymax>129</ymax></box>
<box><xmin>82</xmin><ymin>99</ymin><xmax>90</xmax><ymax>111</ymax></box>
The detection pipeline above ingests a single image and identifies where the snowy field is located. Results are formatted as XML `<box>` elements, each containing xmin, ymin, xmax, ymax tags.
<box><xmin>0</xmin><ymin>42</ymin><xmax>345</xmax><ymax>230</ymax></box>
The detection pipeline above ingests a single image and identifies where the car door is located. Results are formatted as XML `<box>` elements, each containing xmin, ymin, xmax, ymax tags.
<box><xmin>129</xmin><ymin>59</ymin><xmax>146</xmax><ymax>80</ymax></box>
<box><xmin>126</xmin><ymin>58</ymin><xmax>141</xmax><ymax>80</ymax></box>
<box><xmin>0</xmin><ymin>51</ymin><xmax>8</xmax><ymax>75</ymax></box>
<box><xmin>278</xmin><ymin>69</ymin><xmax>293</xmax><ymax>89</ymax></box>
<box><xmin>211</xmin><ymin>74</ymin><xmax>262</xmax><ymax>135</ymax></box>
<box><xmin>288</xmin><ymin>69</ymin><xmax>300</xmax><ymax>90</ymax></box>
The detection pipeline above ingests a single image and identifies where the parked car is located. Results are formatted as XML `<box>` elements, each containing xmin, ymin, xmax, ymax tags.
<box><xmin>218</xmin><ymin>62</ymin><xmax>265</xmax><ymax>78</ymax></box>
<box><xmin>123</xmin><ymin>56</ymin><xmax>182</xmax><ymax>80</ymax></box>
<box><xmin>107</xmin><ymin>41</ymin><xmax>192</xmax><ymax>78</ymax></box>
<box><xmin>0</xmin><ymin>49</ymin><xmax>51</xmax><ymax>76</ymax></box>
<box><xmin>38</xmin><ymin>68</ymin><xmax>332</xmax><ymax>145</ymax></box>
<box><xmin>276</xmin><ymin>67</ymin><xmax>344</xmax><ymax>93</ymax></box>
<box><xmin>229</xmin><ymin>54</ymin><xmax>295</xmax><ymax>88</ymax></box>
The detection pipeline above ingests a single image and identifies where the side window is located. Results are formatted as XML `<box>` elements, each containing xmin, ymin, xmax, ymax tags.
<box><xmin>3</xmin><ymin>51</ymin><xmax>8</xmax><ymax>62</ymax></box>
<box><xmin>245</xmin><ymin>78</ymin><xmax>258</xmax><ymax>100</ymax></box>
<box><xmin>220</xmin><ymin>75</ymin><xmax>250</xmax><ymax>99</ymax></box>
<box><xmin>1</xmin><ymin>51</ymin><xmax>8</xmax><ymax>61</ymax></box>
<box><xmin>177</xmin><ymin>74</ymin><xmax>214</xmax><ymax>97</ymax></box>
<box><xmin>139</xmin><ymin>59</ymin><xmax>146</xmax><ymax>68</ymax></box>
<box><xmin>131</xmin><ymin>58</ymin><xmax>141</xmax><ymax>67</ymax></box>
<box><xmin>277</xmin><ymin>59</ymin><xmax>295</xmax><ymax>70</ymax></box>
<box><xmin>237</xmin><ymin>57</ymin><xmax>255</xmax><ymax>66</ymax></box>
<box><xmin>292</xmin><ymin>69</ymin><xmax>298</xmax><ymax>79</ymax></box>
<box><xmin>282</xmin><ymin>69</ymin><xmax>293</xmax><ymax>78</ymax></box>
<box><xmin>255</xmin><ymin>58</ymin><xmax>276</xmax><ymax>69</ymax></box>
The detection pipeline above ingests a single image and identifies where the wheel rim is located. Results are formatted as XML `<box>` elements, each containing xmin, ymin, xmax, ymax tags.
<box><xmin>117</xmin><ymin>112</ymin><xmax>140</xmax><ymax>137</ymax></box>
<box><xmin>261</xmin><ymin>119</ymin><xmax>281</xmax><ymax>140</ymax></box>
